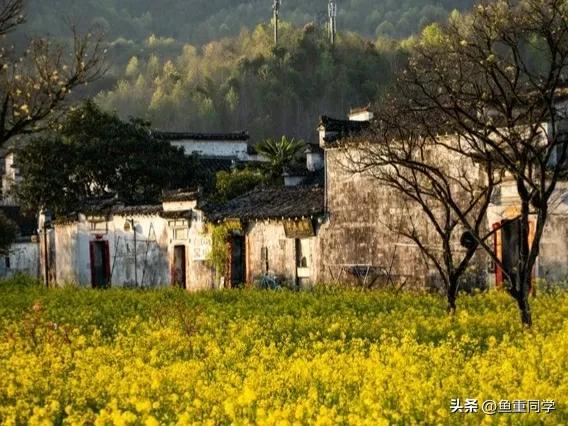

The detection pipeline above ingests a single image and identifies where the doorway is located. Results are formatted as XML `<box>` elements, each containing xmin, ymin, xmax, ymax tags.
<box><xmin>230</xmin><ymin>235</ymin><xmax>245</xmax><ymax>286</ymax></box>
<box><xmin>90</xmin><ymin>241</ymin><xmax>110</xmax><ymax>288</ymax></box>
<box><xmin>495</xmin><ymin>219</ymin><xmax>535</xmax><ymax>290</ymax></box>
<box><xmin>173</xmin><ymin>245</ymin><xmax>187</xmax><ymax>289</ymax></box>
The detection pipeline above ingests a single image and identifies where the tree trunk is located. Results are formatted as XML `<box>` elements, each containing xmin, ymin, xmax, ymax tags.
<box><xmin>516</xmin><ymin>291</ymin><xmax>532</xmax><ymax>327</ymax></box>
<box><xmin>447</xmin><ymin>276</ymin><xmax>459</xmax><ymax>315</ymax></box>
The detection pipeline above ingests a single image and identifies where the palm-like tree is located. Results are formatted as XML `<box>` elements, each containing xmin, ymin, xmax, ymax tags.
<box><xmin>255</xmin><ymin>136</ymin><xmax>305</xmax><ymax>181</ymax></box>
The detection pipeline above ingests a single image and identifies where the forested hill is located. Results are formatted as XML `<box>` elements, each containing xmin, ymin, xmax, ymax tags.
<box><xmin>20</xmin><ymin>0</ymin><xmax>475</xmax><ymax>142</ymax></box>
<box><xmin>26</xmin><ymin>0</ymin><xmax>474</xmax><ymax>45</ymax></box>
<box><xmin>96</xmin><ymin>24</ymin><xmax>392</xmax><ymax>143</ymax></box>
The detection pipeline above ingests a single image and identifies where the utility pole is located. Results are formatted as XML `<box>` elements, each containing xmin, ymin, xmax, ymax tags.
<box><xmin>273</xmin><ymin>0</ymin><xmax>281</xmax><ymax>45</ymax></box>
<box><xmin>40</xmin><ymin>209</ymin><xmax>52</xmax><ymax>288</ymax></box>
<box><xmin>128</xmin><ymin>218</ymin><xmax>138</xmax><ymax>287</ymax></box>
<box><xmin>328</xmin><ymin>0</ymin><xmax>337</xmax><ymax>45</ymax></box>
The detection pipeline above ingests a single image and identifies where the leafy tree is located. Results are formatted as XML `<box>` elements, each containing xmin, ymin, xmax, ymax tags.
<box><xmin>213</xmin><ymin>168</ymin><xmax>266</xmax><ymax>203</ymax></box>
<box><xmin>0</xmin><ymin>212</ymin><xmax>17</xmax><ymax>254</ymax></box>
<box><xmin>15</xmin><ymin>101</ymin><xmax>202</xmax><ymax>215</ymax></box>
<box><xmin>255</xmin><ymin>136</ymin><xmax>305</xmax><ymax>181</ymax></box>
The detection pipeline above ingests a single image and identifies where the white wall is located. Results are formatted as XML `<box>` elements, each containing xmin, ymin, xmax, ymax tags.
<box><xmin>0</xmin><ymin>241</ymin><xmax>39</xmax><ymax>279</ymax></box>
<box><xmin>171</xmin><ymin>140</ymin><xmax>250</xmax><ymax>160</ymax></box>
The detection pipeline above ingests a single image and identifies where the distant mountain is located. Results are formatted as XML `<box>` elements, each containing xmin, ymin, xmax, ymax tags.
<box><xmin>24</xmin><ymin>0</ymin><xmax>475</xmax><ymax>45</ymax></box>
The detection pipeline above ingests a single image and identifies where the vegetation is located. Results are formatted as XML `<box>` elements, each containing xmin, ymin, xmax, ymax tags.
<box><xmin>14</xmin><ymin>102</ymin><xmax>203</xmax><ymax>215</ymax></box>
<box><xmin>23</xmin><ymin>0</ymin><xmax>475</xmax><ymax>46</ymax></box>
<box><xmin>0</xmin><ymin>0</ymin><xmax>105</xmax><ymax>150</ymax></box>
<box><xmin>213</xmin><ymin>168</ymin><xmax>267</xmax><ymax>203</ymax></box>
<box><xmin>0</xmin><ymin>213</ymin><xmax>17</xmax><ymax>254</ymax></box>
<box><xmin>256</xmin><ymin>136</ymin><xmax>306</xmax><ymax>181</ymax></box>
<box><xmin>206</xmin><ymin>221</ymin><xmax>243</xmax><ymax>281</ymax></box>
<box><xmin>96</xmin><ymin>23</ymin><xmax>392</xmax><ymax>142</ymax></box>
<box><xmin>0</xmin><ymin>277</ymin><xmax>566</xmax><ymax>424</ymax></box>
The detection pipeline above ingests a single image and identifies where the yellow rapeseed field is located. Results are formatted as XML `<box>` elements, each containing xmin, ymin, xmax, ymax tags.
<box><xmin>0</xmin><ymin>277</ymin><xmax>566</xmax><ymax>425</ymax></box>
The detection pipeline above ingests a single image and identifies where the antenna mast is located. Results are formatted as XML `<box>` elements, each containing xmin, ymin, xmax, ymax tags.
<box><xmin>328</xmin><ymin>0</ymin><xmax>337</xmax><ymax>44</ymax></box>
<box><xmin>273</xmin><ymin>0</ymin><xmax>281</xmax><ymax>45</ymax></box>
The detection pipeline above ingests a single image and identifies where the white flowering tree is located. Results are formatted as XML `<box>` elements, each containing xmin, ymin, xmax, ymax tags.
<box><xmin>0</xmin><ymin>0</ymin><xmax>106</xmax><ymax>148</ymax></box>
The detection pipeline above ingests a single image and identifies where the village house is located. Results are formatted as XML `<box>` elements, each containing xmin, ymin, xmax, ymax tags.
<box><xmin>0</xmin><ymin>149</ymin><xmax>39</xmax><ymax>279</ymax></box>
<box><xmin>8</xmin><ymin>103</ymin><xmax>568</xmax><ymax>290</ymax></box>
<box><xmin>51</xmin><ymin>190</ymin><xmax>219</xmax><ymax>290</ymax></box>
<box><xmin>47</xmin><ymin>141</ymin><xmax>326</xmax><ymax>290</ymax></box>
<box><xmin>316</xmin><ymin>104</ymin><xmax>568</xmax><ymax>289</ymax></box>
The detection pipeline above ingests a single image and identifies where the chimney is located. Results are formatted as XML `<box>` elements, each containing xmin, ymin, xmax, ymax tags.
<box><xmin>348</xmin><ymin>105</ymin><xmax>374</xmax><ymax>122</ymax></box>
<box><xmin>306</xmin><ymin>144</ymin><xmax>324</xmax><ymax>172</ymax></box>
<box><xmin>283</xmin><ymin>168</ymin><xmax>305</xmax><ymax>187</ymax></box>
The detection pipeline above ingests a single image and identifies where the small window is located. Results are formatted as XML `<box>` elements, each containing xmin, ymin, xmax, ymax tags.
<box><xmin>173</xmin><ymin>228</ymin><xmax>188</xmax><ymax>240</ymax></box>
<box><xmin>5</xmin><ymin>256</ymin><xmax>10</xmax><ymax>269</ymax></box>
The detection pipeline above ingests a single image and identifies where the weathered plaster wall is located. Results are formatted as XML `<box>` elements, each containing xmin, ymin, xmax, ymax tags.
<box><xmin>171</xmin><ymin>140</ymin><xmax>250</xmax><ymax>160</ymax></box>
<box><xmin>244</xmin><ymin>221</ymin><xmax>319</xmax><ymax>287</ymax></box>
<box><xmin>54</xmin><ymin>214</ymin><xmax>170</xmax><ymax>288</ymax></box>
<box><xmin>318</xmin><ymin>148</ymin><xmax>433</xmax><ymax>287</ymax></box>
<box><xmin>53</xmin><ymin>210</ymin><xmax>218</xmax><ymax>289</ymax></box>
<box><xmin>0</xmin><ymin>241</ymin><xmax>39</xmax><ymax>278</ymax></box>
<box><xmin>186</xmin><ymin>212</ymin><xmax>215</xmax><ymax>291</ymax></box>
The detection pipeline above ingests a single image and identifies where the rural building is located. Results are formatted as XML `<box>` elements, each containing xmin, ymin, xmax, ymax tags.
<box><xmin>153</xmin><ymin>131</ymin><xmax>262</xmax><ymax>162</ymax></box>
<box><xmin>0</xmin><ymin>206</ymin><xmax>38</xmax><ymax>279</ymax></box>
<box><xmin>51</xmin><ymin>190</ymin><xmax>217</xmax><ymax>289</ymax></box>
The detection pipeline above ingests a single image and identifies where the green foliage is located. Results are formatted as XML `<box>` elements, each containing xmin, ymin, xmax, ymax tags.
<box><xmin>213</xmin><ymin>168</ymin><xmax>266</xmax><ymax>203</ymax></box>
<box><xmin>96</xmin><ymin>24</ymin><xmax>392</xmax><ymax>142</ymax></box>
<box><xmin>0</xmin><ymin>213</ymin><xmax>17</xmax><ymax>255</ymax></box>
<box><xmin>256</xmin><ymin>136</ymin><xmax>305</xmax><ymax>180</ymax></box>
<box><xmin>14</xmin><ymin>101</ymin><xmax>202</xmax><ymax>215</ymax></box>
<box><xmin>23</xmin><ymin>0</ymin><xmax>475</xmax><ymax>45</ymax></box>
<box><xmin>206</xmin><ymin>221</ymin><xmax>242</xmax><ymax>278</ymax></box>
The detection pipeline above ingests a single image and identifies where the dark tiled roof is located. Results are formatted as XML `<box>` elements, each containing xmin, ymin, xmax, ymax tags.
<box><xmin>318</xmin><ymin>115</ymin><xmax>369</xmax><ymax>133</ymax></box>
<box><xmin>208</xmin><ymin>186</ymin><xmax>324</xmax><ymax>221</ymax></box>
<box><xmin>349</xmin><ymin>104</ymin><xmax>372</xmax><ymax>115</ymax></box>
<box><xmin>162</xmin><ymin>189</ymin><xmax>199</xmax><ymax>202</ymax></box>
<box><xmin>160</xmin><ymin>210</ymin><xmax>193</xmax><ymax>220</ymax></box>
<box><xmin>305</xmin><ymin>144</ymin><xmax>324</xmax><ymax>154</ymax></box>
<box><xmin>153</xmin><ymin>131</ymin><xmax>250</xmax><ymax>142</ymax></box>
<box><xmin>111</xmin><ymin>205</ymin><xmax>163</xmax><ymax>216</ymax></box>
<box><xmin>0</xmin><ymin>206</ymin><xmax>36</xmax><ymax>237</ymax></box>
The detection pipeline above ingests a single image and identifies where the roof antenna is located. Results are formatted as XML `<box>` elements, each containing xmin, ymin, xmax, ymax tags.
<box><xmin>273</xmin><ymin>0</ymin><xmax>281</xmax><ymax>45</ymax></box>
<box><xmin>328</xmin><ymin>0</ymin><xmax>337</xmax><ymax>45</ymax></box>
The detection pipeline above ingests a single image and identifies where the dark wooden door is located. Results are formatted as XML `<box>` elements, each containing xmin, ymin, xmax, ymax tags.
<box><xmin>173</xmin><ymin>245</ymin><xmax>187</xmax><ymax>289</ymax></box>
<box><xmin>230</xmin><ymin>235</ymin><xmax>245</xmax><ymax>286</ymax></box>
<box><xmin>90</xmin><ymin>241</ymin><xmax>110</xmax><ymax>288</ymax></box>
<box><xmin>502</xmin><ymin>219</ymin><xmax>521</xmax><ymax>288</ymax></box>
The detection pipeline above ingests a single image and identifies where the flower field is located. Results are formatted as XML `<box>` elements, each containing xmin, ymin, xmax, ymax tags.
<box><xmin>0</xmin><ymin>278</ymin><xmax>566</xmax><ymax>425</ymax></box>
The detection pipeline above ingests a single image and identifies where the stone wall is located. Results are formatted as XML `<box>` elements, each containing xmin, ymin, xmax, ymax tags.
<box><xmin>245</xmin><ymin>221</ymin><xmax>320</xmax><ymax>288</ymax></box>
<box><xmin>317</xmin><ymin>148</ymin><xmax>429</xmax><ymax>287</ymax></box>
<box><xmin>0</xmin><ymin>241</ymin><xmax>39</xmax><ymax>279</ymax></box>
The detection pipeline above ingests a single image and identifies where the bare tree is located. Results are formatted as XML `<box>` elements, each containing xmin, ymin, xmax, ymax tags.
<box><xmin>342</xmin><ymin>106</ymin><xmax>500</xmax><ymax>313</ymax></box>
<box><xmin>370</xmin><ymin>0</ymin><xmax>568</xmax><ymax>326</ymax></box>
<box><xmin>0</xmin><ymin>0</ymin><xmax>106</xmax><ymax>148</ymax></box>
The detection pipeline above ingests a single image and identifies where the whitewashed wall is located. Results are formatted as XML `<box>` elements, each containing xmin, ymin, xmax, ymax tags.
<box><xmin>0</xmin><ymin>241</ymin><xmax>39</xmax><ymax>278</ymax></box>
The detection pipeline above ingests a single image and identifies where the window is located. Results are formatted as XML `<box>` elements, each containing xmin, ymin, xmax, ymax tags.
<box><xmin>169</xmin><ymin>218</ymin><xmax>189</xmax><ymax>241</ymax></box>
<box><xmin>4</xmin><ymin>256</ymin><xmax>10</xmax><ymax>269</ymax></box>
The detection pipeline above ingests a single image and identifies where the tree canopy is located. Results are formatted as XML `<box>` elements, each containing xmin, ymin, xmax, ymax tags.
<box><xmin>14</xmin><ymin>101</ymin><xmax>203</xmax><ymax>215</ymax></box>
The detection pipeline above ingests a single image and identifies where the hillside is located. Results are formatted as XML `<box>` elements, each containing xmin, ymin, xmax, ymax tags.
<box><xmin>96</xmin><ymin>23</ymin><xmax>392</xmax><ymax>142</ymax></box>
<box><xmin>17</xmin><ymin>0</ymin><xmax>476</xmax><ymax>141</ymax></box>
<box><xmin>25</xmin><ymin>0</ymin><xmax>475</xmax><ymax>44</ymax></box>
